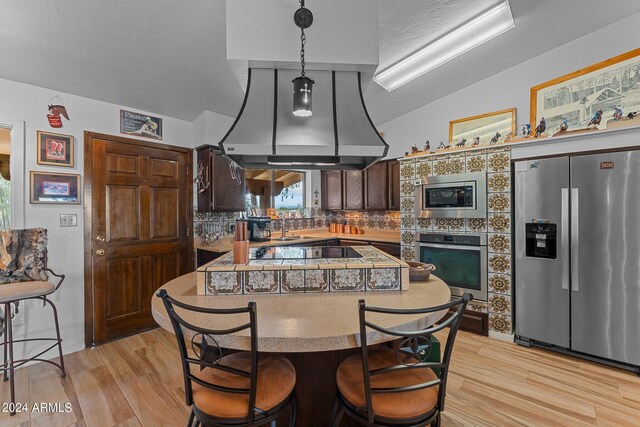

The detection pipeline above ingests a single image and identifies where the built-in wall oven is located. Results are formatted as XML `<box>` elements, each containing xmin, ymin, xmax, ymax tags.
<box><xmin>416</xmin><ymin>233</ymin><xmax>487</xmax><ymax>301</ymax></box>
<box><xmin>415</xmin><ymin>173</ymin><xmax>486</xmax><ymax>218</ymax></box>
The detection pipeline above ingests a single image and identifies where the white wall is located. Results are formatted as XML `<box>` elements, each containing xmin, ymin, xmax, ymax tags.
<box><xmin>0</xmin><ymin>76</ymin><xmax>194</xmax><ymax>358</ymax></box>
<box><xmin>378</xmin><ymin>12</ymin><xmax>640</xmax><ymax>158</ymax></box>
<box><xmin>193</xmin><ymin>110</ymin><xmax>235</xmax><ymax>148</ymax></box>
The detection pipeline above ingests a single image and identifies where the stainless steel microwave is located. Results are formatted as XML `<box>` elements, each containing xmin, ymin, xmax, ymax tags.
<box><xmin>415</xmin><ymin>172</ymin><xmax>487</xmax><ymax>218</ymax></box>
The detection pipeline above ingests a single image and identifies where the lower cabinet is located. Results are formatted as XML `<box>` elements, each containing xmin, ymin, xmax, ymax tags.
<box><xmin>438</xmin><ymin>309</ymin><xmax>489</xmax><ymax>336</ymax></box>
<box><xmin>197</xmin><ymin>249</ymin><xmax>223</xmax><ymax>267</ymax></box>
<box><xmin>339</xmin><ymin>239</ymin><xmax>369</xmax><ymax>247</ymax></box>
<box><xmin>371</xmin><ymin>242</ymin><xmax>401</xmax><ymax>258</ymax></box>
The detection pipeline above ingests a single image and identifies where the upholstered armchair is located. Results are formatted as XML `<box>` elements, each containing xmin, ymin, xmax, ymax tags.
<box><xmin>0</xmin><ymin>228</ymin><xmax>66</xmax><ymax>416</ymax></box>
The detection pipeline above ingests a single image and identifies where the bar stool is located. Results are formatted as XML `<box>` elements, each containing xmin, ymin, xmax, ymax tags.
<box><xmin>157</xmin><ymin>290</ymin><xmax>297</xmax><ymax>427</ymax></box>
<box><xmin>0</xmin><ymin>228</ymin><xmax>66</xmax><ymax>416</ymax></box>
<box><xmin>331</xmin><ymin>293</ymin><xmax>472</xmax><ymax>427</ymax></box>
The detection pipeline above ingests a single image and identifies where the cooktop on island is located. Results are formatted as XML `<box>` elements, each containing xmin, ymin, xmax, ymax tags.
<box><xmin>252</xmin><ymin>246</ymin><xmax>362</xmax><ymax>260</ymax></box>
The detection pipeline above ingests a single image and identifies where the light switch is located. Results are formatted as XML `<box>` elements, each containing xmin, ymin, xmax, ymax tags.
<box><xmin>60</xmin><ymin>214</ymin><xmax>77</xmax><ymax>227</ymax></box>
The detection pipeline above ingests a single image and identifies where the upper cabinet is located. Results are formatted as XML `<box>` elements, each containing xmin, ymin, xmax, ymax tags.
<box><xmin>343</xmin><ymin>170</ymin><xmax>365</xmax><ymax>210</ymax></box>
<box><xmin>196</xmin><ymin>145</ymin><xmax>245</xmax><ymax>212</ymax></box>
<box><xmin>321</xmin><ymin>159</ymin><xmax>400</xmax><ymax>211</ymax></box>
<box><xmin>321</xmin><ymin>170</ymin><xmax>343</xmax><ymax>210</ymax></box>
<box><xmin>364</xmin><ymin>161</ymin><xmax>388</xmax><ymax>210</ymax></box>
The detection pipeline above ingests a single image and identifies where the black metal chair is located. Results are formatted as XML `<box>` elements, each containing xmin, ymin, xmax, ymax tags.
<box><xmin>157</xmin><ymin>289</ymin><xmax>297</xmax><ymax>427</ymax></box>
<box><xmin>331</xmin><ymin>293</ymin><xmax>472</xmax><ymax>427</ymax></box>
<box><xmin>0</xmin><ymin>228</ymin><xmax>66</xmax><ymax>417</ymax></box>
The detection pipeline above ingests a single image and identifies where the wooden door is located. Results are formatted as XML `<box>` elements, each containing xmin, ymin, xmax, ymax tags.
<box><xmin>387</xmin><ymin>160</ymin><xmax>401</xmax><ymax>210</ymax></box>
<box><xmin>342</xmin><ymin>170</ymin><xmax>364</xmax><ymax>210</ymax></box>
<box><xmin>321</xmin><ymin>170</ymin><xmax>343</xmax><ymax>210</ymax></box>
<box><xmin>84</xmin><ymin>132</ymin><xmax>193</xmax><ymax>345</ymax></box>
<box><xmin>364</xmin><ymin>161</ymin><xmax>388</xmax><ymax>210</ymax></box>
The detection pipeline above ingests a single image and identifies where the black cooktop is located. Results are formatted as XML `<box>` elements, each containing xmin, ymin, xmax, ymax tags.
<box><xmin>251</xmin><ymin>246</ymin><xmax>362</xmax><ymax>260</ymax></box>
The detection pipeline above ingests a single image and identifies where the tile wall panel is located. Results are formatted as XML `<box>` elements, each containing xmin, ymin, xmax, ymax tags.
<box><xmin>399</xmin><ymin>147</ymin><xmax>513</xmax><ymax>334</ymax></box>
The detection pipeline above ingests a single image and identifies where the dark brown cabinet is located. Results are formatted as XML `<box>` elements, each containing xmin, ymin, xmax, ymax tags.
<box><xmin>364</xmin><ymin>161</ymin><xmax>388</xmax><ymax>210</ymax></box>
<box><xmin>371</xmin><ymin>242</ymin><xmax>401</xmax><ymax>258</ymax></box>
<box><xmin>339</xmin><ymin>239</ymin><xmax>369</xmax><ymax>246</ymax></box>
<box><xmin>196</xmin><ymin>145</ymin><xmax>245</xmax><ymax>212</ymax></box>
<box><xmin>321</xmin><ymin>159</ymin><xmax>401</xmax><ymax>211</ymax></box>
<box><xmin>387</xmin><ymin>160</ymin><xmax>401</xmax><ymax>210</ymax></box>
<box><xmin>343</xmin><ymin>170</ymin><xmax>365</xmax><ymax>210</ymax></box>
<box><xmin>321</xmin><ymin>170</ymin><xmax>343</xmax><ymax>210</ymax></box>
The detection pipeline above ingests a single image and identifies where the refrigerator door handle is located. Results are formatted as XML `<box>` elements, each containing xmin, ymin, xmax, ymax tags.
<box><xmin>571</xmin><ymin>188</ymin><xmax>579</xmax><ymax>292</ymax></box>
<box><xmin>561</xmin><ymin>188</ymin><xmax>569</xmax><ymax>290</ymax></box>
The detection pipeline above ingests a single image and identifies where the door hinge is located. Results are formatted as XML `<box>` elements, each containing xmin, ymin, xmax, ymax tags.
<box><xmin>186</xmin><ymin>226</ymin><xmax>190</xmax><ymax>237</ymax></box>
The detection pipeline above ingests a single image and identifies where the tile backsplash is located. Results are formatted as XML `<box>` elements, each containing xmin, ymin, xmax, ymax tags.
<box><xmin>398</xmin><ymin>146</ymin><xmax>513</xmax><ymax>336</ymax></box>
<box><xmin>193</xmin><ymin>208</ymin><xmax>401</xmax><ymax>238</ymax></box>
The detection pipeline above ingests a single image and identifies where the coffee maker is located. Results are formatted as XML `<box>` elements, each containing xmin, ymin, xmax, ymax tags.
<box><xmin>247</xmin><ymin>216</ymin><xmax>272</xmax><ymax>242</ymax></box>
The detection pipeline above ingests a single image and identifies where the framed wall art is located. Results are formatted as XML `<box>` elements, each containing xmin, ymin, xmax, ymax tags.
<box><xmin>30</xmin><ymin>171</ymin><xmax>81</xmax><ymax>204</ymax></box>
<box><xmin>449</xmin><ymin>108</ymin><xmax>516</xmax><ymax>148</ymax></box>
<box><xmin>531</xmin><ymin>48</ymin><xmax>640</xmax><ymax>136</ymax></box>
<box><xmin>36</xmin><ymin>131</ymin><xmax>74</xmax><ymax>167</ymax></box>
<box><xmin>120</xmin><ymin>109</ymin><xmax>163</xmax><ymax>140</ymax></box>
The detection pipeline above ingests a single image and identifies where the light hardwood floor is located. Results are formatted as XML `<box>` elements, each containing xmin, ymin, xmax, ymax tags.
<box><xmin>1</xmin><ymin>328</ymin><xmax>639</xmax><ymax>427</ymax></box>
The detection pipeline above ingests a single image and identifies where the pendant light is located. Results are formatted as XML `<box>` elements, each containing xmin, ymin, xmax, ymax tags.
<box><xmin>292</xmin><ymin>0</ymin><xmax>314</xmax><ymax>117</ymax></box>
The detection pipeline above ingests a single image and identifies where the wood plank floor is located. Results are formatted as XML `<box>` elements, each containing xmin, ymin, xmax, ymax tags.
<box><xmin>1</xmin><ymin>328</ymin><xmax>639</xmax><ymax>427</ymax></box>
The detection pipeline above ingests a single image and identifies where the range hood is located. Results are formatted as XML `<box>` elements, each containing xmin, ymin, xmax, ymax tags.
<box><xmin>219</xmin><ymin>68</ymin><xmax>388</xmax><ymax>170</ymax></box>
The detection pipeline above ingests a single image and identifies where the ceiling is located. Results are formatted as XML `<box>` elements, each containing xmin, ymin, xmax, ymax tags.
<box><xmin>0</xmin><ymin>0</ymin><xmax>638</xmax><ymax>124</ymax></box>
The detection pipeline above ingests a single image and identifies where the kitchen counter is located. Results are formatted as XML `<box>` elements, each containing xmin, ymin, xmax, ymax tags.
<box><xmin>153</xmin><ymin>271</ymin><xmax>450</xmax><ymax>353</ymax></box>
<box><xmin>195</xmin><ymin>228</ymin><xmax>400</xmax><ymax>253</ymax></box>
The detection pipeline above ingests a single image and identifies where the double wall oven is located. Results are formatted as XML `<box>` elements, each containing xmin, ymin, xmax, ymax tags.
<box><xmin>416</xmin><ymin>233</ymin><xmax>488</xmax><ymax>301</ymax></box>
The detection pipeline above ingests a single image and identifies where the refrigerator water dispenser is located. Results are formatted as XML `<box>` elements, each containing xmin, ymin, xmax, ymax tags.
<box><xmin>525</xmin><ymin>223</ymin><xmax>557</xmax><ymax>259</ymax></box>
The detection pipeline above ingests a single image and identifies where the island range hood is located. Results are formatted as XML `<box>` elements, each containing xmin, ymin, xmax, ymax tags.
<box><xmin>219</xmin><ymin>68</ymin><xmax>388</xmax><ymax>170</ymax></box>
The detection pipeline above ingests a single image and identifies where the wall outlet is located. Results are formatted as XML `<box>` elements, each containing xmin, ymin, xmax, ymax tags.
<box><xmin>60</xmin><ymin>214</ymin><xmax>77</xmax><ymax>227</ymax></box>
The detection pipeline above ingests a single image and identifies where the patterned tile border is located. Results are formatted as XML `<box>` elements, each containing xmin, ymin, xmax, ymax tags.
<box><xmin>199</xmin><ymin>246</ymin><xmax>409</xmax><ymax>295</ymax></box>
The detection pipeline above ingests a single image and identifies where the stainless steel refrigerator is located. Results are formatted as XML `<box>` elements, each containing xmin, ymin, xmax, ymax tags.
<box><xmin>515</xmin><ymin>150</ymin><xmax>640</xmax><ymax>371</ymax></box>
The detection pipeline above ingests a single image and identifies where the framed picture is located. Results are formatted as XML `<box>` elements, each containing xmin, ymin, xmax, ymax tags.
<box><xmin>120</xmin><ymin>109</ymin><xmax>163</xmax><ymax>140</ymax></box>
<box><xmin>36</xmin><ymin>131</ymin><xmax>74</xmax><ymax>167</ymax></box>
<box><xmin>449</xmin><ymin>108</ymin><xmax>516</xmax><ymax>147</ymax></box>
<box><xmin>30</xmin><ymin>171</ymin><xmax>80</xmax><ymax>204</ymax></box>
<box><xmin>531</xmin><ymin>48</ymin><xmax>640</xmax><ymax>136</ymax></box>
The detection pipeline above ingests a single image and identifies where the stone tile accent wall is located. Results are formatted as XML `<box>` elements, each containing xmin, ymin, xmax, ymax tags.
<box><xmin>193</xmin><ymin>208</ymin><xmax>401</xmax><ymax>238</ymax></box>
<box><xmin>399</xmin><ymin>147</ymin><xmax>513</xmax><ymax>335</ymax></box>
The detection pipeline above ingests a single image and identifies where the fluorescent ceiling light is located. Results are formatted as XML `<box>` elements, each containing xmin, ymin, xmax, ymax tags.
<box><xmin>374</xmin><ymin>1</ymin><xmax>515</xmax><ymax>92</ymax></box>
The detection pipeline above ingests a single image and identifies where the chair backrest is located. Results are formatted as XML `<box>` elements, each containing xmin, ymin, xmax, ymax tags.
<box><xmin>358</xmin><ymin>293</ymin><xmax>472</xmax><ymax>423</ymax></box>
<box><xmin>157</xmin><ymin>290</ymin><xmax>259</xmax><ymax>423</ymax></box>
<box><xmin>0</xmin><ymin>228</ymin><xmax>49</xmax><ymax>283</ymax></box>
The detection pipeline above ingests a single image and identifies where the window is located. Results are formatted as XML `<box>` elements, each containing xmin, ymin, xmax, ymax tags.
<box><xmin>245</xmin><ymin>169</ymin><xmax>305</xmax><ymax>212</ymax></box>
<box><xmin>274</xmin><ymin>171</ymin><xmax>304</xmax><ymax>210</ymax></box>
<box><xmin>0</xmin><ymin>127</ymin><xmax>10</xmax><ymax>230</ymax></box>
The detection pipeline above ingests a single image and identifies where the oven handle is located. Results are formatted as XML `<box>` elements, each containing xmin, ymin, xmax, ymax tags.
<box><xmin>417</xmin><ymin>242</ymin><xmax>486</xmax><ymax>251</ymax></box>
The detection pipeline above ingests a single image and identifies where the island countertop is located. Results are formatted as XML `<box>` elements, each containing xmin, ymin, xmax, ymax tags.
<box><xmin>195</xmin><ymin>229</ymin><xmax>401</xmax><ymax>253</ymax></box>
<box><xmin>152</xmin><ymin>272</ymin><xmax>451</xmax><ymax>353</ymax></box>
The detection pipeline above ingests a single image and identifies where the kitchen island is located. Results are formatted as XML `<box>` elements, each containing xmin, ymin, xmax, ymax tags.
<box><xmin>197</xmin><ymin>245</ymin><xmax>409</xmax><ymax>296</ymax></box>
<box><xmin>152</xmin><ymin>267</ymin><xmax>450</xmax><ymax>426</ymax></box>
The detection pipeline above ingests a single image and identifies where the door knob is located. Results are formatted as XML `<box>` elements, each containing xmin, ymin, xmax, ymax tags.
<box><xmin>95</xmin><ymin>249</ymin><xmax>106</xmax><ymax>256</ymax></box>
<box><xmin>96</xmin><ymin>235</ymin><xmax>106</xmax><ymax>242</ymax></box>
